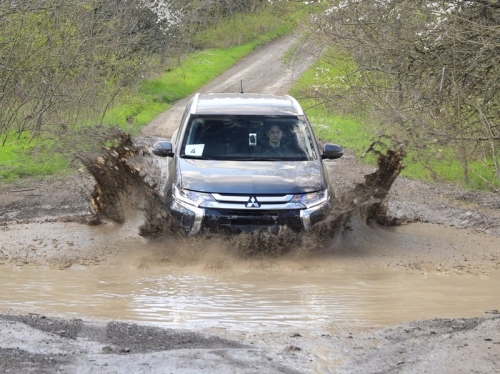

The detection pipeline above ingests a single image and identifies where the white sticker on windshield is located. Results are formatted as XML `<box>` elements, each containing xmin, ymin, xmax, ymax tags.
<box><xmin>185</xmin><ymin>144</ymin><xmax>205</xmax><ymax>156</ymax></box>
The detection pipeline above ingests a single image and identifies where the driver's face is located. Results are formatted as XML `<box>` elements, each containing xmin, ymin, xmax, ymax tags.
<box><xmin>267</xmin><ymin>125</ymin><xmax>282</xmax><ymax>146</ymax></box>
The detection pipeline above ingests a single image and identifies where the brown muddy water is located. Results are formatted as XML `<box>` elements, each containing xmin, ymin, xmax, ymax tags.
<box><xmin>1</xmin><ymin>260</ymin><xmax>498</xmax><ymax>333</ymax></box>
<box><xmin>1</xmin><ymin>220</ymin><xmax>499</xmax><ymax>334</ymax></box>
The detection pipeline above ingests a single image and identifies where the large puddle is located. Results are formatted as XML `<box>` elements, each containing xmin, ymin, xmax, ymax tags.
<box><xmin>1</xmin><ymin>222</ymin><xmax>499</xmax><ymax>334</ymax></box>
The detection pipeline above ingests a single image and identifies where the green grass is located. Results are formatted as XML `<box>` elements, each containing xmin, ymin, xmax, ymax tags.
<box><xmin>305</xmin><ymin>111</ymin><xmax>373</xmax><ymax>154</ymax></box>
<box><xmin>401</xmin><ymin>149</ymin><xmax>500</xmax><ymax>190</ymax></box>
<box><xmin>192</xmin><ymin>11</ymin><xmax>292</xmax><ymax>49</ymax></box>
<box><xmin>0</xmin><ymin>136</ymin><xmax>69</xmax><ymax>182</ymax></box>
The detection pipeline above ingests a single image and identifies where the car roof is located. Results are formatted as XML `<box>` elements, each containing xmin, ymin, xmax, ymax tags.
<box><xmin>192</xmin><ymin>93</ymin><xmax>304</xmax><ymax>116</ymax></box>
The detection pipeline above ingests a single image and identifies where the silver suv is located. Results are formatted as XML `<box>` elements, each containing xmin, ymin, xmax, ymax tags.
<box><xmin>152</xmin><ymin>93</ymin><xmax>343</xmax><ymax>235</ymax></box>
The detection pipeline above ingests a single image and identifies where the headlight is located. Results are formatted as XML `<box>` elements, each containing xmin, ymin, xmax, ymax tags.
<box><xmin>291</xmin><ymin>189</ymin><xmax>328</xmax><ymax>209</ymax></box>
<box><xmin>173</xmin><ymin>185</ymin><xmax>216</xmax><ymax>207</ymax></box>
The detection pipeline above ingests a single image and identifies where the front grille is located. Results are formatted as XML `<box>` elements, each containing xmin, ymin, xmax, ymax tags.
<box><xmin>211</xmin><ymin>193</ymin><xmax>295</xmax><ymax>210</ymax></box>
<box><xmin>222</xmin><ymin>210</ymin><xmax>280</xmax><ymax>217</ymax></box>
<box><xmin>202</xmin><ymin>208</ymin><xmax>303</xmax><ymax>233</ymax></box>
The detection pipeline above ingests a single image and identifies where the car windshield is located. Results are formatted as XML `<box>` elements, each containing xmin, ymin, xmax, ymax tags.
<box><xmin>179</xmin><ymin>115</ymin><xmax>317</xmax><ymax>161</ymax></box>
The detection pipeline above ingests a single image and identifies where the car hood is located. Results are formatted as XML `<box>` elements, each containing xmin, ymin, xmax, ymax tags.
<box><xmin>178</xmin><ymin>158</ymin><xmax>326</xmax><ymax>194</ymax></box>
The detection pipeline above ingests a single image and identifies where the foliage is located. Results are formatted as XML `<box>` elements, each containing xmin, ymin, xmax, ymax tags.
<box><xmin>294</xmin><ymin>0</ymin><xmax>500</xmax><ymax>190</ymax></box>
<box><xmin>292</xmin><ymin>44</ymin><xmax>499</xmax><ymax>190</ymax></box>
<box><xmin>0</xmin><ymin>0</ymin><xmax>295</xmax><ymax>181</ymax></box>
<box><xmin>191</xmin><ymin>7</ymin><xmax>293</xmax><ymax>48</ymax></box>
<box><xmin>102</xmin><ymin>5</ymin><xmax>293</xmax><ymax>130</ymax></box>
<box><xmin>0</xmin><ymin>1</ymin><xmax>279</xmax><ymax>143</ymax></box>
<box><xmin>291</xmin><ymin>57</ymin><xmax>373</xmax><ymax>152</ymax></box>
<box><xmin>0</xmin><ymin>0</ymin><xmax>175</xmax><ymax>143</ymax></box>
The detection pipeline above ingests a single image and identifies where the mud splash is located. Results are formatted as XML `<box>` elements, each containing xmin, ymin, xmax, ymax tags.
<box><xmin>311</xmin><ymin>139</ymin><xmax>406</xmax><ymax>239</ymax></box>
<box><xmin>77</xmin><ymin>129</ymin><xmax>406</xmax><ymax>256</ymax></box>
<box><xmin>75</xmin><ymin>128</ymin><xmax>182</xmax><ymax>237</ymax></box>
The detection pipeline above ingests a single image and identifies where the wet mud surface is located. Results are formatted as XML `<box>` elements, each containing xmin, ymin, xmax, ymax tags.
<box><xmin>2</xmin><ymin>131</ymin><xmax>500</xmax><ymax>373</ymax></box>
<box><xmin>0</xmin><ymin>314</ymin><xmax>301</xmax><ymax>374</ymax></box>
<box><xmin>1</xmin><ymin>34</ymin><xmax>500</xmax><ymax>373</ymax></box>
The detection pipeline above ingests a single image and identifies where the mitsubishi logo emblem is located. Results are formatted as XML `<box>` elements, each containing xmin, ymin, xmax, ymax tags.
<box><xmin>246</xmin><ymin>196</ymin><xmax>261</xmax><ymax>208</ymax></box>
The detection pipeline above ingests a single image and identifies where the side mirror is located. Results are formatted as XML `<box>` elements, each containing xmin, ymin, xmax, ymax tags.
<box><xmin>152</xmin><ymin>141</ymin><xmax>174</xmax><ymax>157</ymax></box>
<box><xmin>322</xmin><ymin>143</ymin><xmax>343</xmax><ymax>159</ymax></box>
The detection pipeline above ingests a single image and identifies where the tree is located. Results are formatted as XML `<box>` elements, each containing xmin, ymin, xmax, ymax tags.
<box><xmin>0</xmin><ymin>0</ymin><xmax>182</xmax><ymax>142</ymax></box>
<box><xmin>300</xmin><ymin>0</ymin><xmax>500</xmax><ymax>187</ymax></box>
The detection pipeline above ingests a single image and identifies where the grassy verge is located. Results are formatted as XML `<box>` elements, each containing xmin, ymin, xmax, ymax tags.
<box><xmin>191</xmin><ymin>9</ymin><xmax>293</xmax><ymax>49</ymax></box>
<box><xmin>401</xmin><ymin>150</ymin><xmax>499</xmax><ymax>190</ymax></box>
<box><xmin>0</xmin><ymin>137</ymin><xmax>69</xmax><ymax>181</ymax></box>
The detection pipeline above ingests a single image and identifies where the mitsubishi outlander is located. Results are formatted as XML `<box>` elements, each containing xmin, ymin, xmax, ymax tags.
<box><xmin>152</xmin><ymin>93</ymin><xmax>343</xmax><ymax>235</ymax></box>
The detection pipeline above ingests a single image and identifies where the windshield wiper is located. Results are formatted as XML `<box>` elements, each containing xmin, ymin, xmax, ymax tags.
<box><xmin>182</xmin><ymin>155</ymin><xmax>214</xmax><ymax>160</ymax></box>
<box><xmin>236</xmin><ymin>157</ymin><xmax>281</xmax><ymax>161</ymax></box>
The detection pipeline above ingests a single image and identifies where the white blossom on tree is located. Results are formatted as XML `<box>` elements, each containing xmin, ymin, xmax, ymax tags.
<box><xmin>139</xmin><ymin>0</ymin><xmax>183</xmax><ymax>30</ymax></box>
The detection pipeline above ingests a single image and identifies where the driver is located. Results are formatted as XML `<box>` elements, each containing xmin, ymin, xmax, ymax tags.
<box><xmin>257</xmin><ymin>123</ymin><xmax>294</xmax><ymax>157</ymax></box>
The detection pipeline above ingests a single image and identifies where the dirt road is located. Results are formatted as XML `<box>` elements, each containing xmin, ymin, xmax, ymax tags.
<box><xmin>1</xmin><ymin>33</ymin><xmax>500</xmax><ymax>373</ymax></box>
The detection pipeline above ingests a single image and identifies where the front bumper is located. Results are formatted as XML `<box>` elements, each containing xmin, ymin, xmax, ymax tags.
<box><xmin>169</xmin><ymin>199</ymin><xmax>330</xmax><ymax>235</ymax></box>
